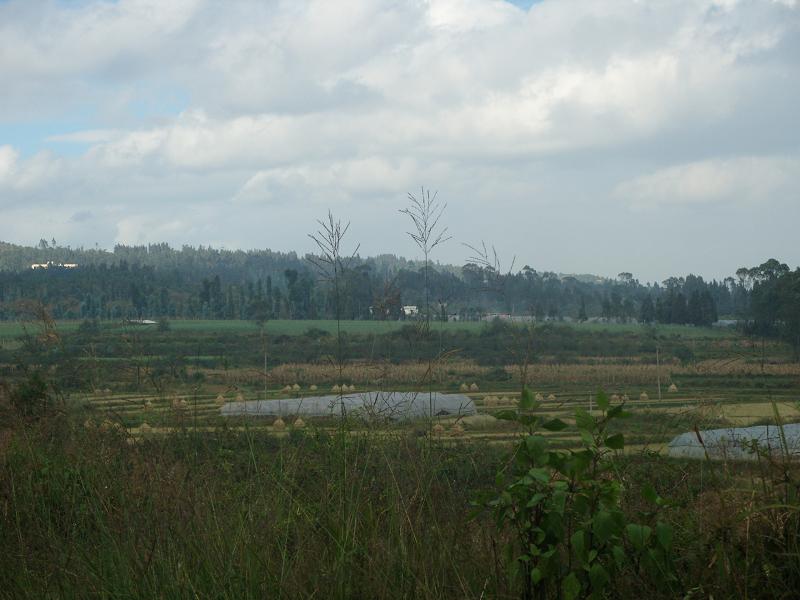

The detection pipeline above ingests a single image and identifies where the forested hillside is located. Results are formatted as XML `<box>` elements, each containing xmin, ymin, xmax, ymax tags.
<box><xmin>1</xmin><ymin>241</ymin><xmax>797</xmax><ymax>350</ymax></box>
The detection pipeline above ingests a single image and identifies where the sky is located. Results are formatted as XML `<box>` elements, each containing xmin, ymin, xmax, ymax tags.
<box><xmin>0</xmin><ymin>0</ymin><xmax>798</xmax><ymax>283</ymax></box>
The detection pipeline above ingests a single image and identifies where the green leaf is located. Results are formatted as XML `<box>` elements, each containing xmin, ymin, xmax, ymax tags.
<box><xmin>542</xmin><ymin>418</ymin><xmax>568</xmax><ymax>432</ymax></box>
<box><xmin>656</xmin><ymin>522</ymin><xmax>673</xmax><ymax>550</ymax></box>
<box><xmin>519</xmin><ymin>386</ymin><xmax>535</xmax><ymax>410</ymax></box>
<box><xmin>575</xmin><ymin>408</ymin><xmax>594</xmax><ymax>432</ymax></box>
<box><xmin>525</xmin><ymin>435</ymin><xmax>549</xmax><ymax>459</ymax></box>
<box><xmin>571</xmin><ymin>530</ymin><xmax>586</xmax><ymax>561</ymax></box>
<box><xmin>551</xmin><ymin>490</ymin><xmax>567</xmax><ymax>515</ymax></box>
<box><xmin>612</xmin><ymin>544</ymin><xmax>626</xmax><ymax>566</ymax></box>
<box><xmin>579</xmin><ymin>429</ymin><xmax>595</xmax><ymax>447</ymax></box>
<box><xmin>607</xmin><ymin>405</ymin><xmax>629</xmax><ymax>419</ymax></box>
<box><xmin>528</xmin><ymin>467</ymin><xmax>551</xmax><ymax>483</ymax></box>
<box><xmin>562</xmin><ymin>573</ymin><xmax>581</xmax><ymax>600</ymax></box>
<box><xmin>605</xmin><ymin>433</ymin><xmax>625</xmax><ymax>450</ymax></box>
<box><xmin>531</xmin><ymin>567</ymin><xmax>543</xmax><ymax>585</ymax></box>
<box><xmin>626</xmin><ymin>524</ymin><xmax>652</xmax><ymax>552</ymax></box>
<box><xmin>592</xmin><ymin>510</ymin><xmax>619</xmax><ymax>544</ymax></box>
<box><xmin>517</xmin><ymin>414</ymin><xmax>540</xmax><ymax>427</ymax></box>
<box><xmin>596</xmin><ymin>389</ymin><xmax>610</xmax><ymax>411</ymax></box>
<box><xmin>589</xmin><ymin>562</ymin><xmax>610</xmax><ymax>591</ymax></box>
<box><xmin>495</xmin><ymin>410</ymin><xmax>518</xmax><ymax>422</ymax></box>
<box><xmin>642</xmin><ymin>483</ymin><xmax>658</xmax><ymax>504</ymax></box>
<box><xmin>526</xmin><ymin>492</ymin><xmax>547</xmax><ymax>508</ymax></box>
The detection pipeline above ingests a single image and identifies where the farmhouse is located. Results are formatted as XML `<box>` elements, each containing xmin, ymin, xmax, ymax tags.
<box><xmin>31</xmin><ymin>262</ymin><xmax>78</xmax><ymax>269</ymax></box>
<box><xmin>402</xmin><ymin>305</ymin><xmax>419</xmax><ymax>317</ymax></box>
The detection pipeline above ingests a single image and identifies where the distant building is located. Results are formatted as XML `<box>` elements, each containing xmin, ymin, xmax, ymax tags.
<box><xmin>127</xmin><ymin>319</ymin><xmax>157</xmax><ymax>325</ymax></box>
<box><xmin>31</xmin><ymin>262</ymin><xmax>78</xmax><ymax>269</ymax></box>
<box><xmin>402</xmin><ymin>305</ymin><xmax>419</xmax><ymax>317</ymax></box>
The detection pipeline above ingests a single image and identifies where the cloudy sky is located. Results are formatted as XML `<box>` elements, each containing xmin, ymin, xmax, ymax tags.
<box><xmin>1</xmin><ymin>0</ymin><xmax>798</xmax><ymax>282</ymax></box>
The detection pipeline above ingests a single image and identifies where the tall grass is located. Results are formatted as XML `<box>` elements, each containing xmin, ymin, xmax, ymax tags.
<box><xmin>3</xmin><ymin>408</ymin><xmax>800</xmax><ymax>598</ymax></box>
<box><xmin>0</xmin><ymin>413</ymin><xmax>508</xmax><ymax>599</ymax></box>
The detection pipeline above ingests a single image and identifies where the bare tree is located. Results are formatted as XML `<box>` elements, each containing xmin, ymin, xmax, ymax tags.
<box><xmin>400</xmin><ymin>188</ymin><xmax>451</xmax><ymax>332</ymax></box>
<box><xmin>400</xmin><ymin>188</ymin><xmax>451</xmax><ymax>427</ymax></box>
<box><xmin>307</xmin><ymin>211</ymin><xmax>360</xmax><ymax>393</ymax></box>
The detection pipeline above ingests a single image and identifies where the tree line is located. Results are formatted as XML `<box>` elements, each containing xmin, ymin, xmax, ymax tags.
<box><xmin>4</xmin><ymin>241</ymin><xmax>796</xmax><ymax>333</ymax></box>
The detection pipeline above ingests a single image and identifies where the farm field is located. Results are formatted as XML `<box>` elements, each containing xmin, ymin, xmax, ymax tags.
<box><xmin>2</xmin><ymin>317</ymin><xmax>799</xmax><ymax>598</ymax></box>
<box><xmin>0</xmin><ymin>317</ymin><xmax>740</xmax><ymax>340</ymax></box>
<box><xmin>76</xmin><ymin>376</ymin><xmax>800</xmax><ymax>449</ymax></box>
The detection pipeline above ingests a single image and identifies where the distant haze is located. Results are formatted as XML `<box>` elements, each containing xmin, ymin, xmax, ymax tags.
<box><xmin>0</xmin><ymin>0</ymin><xmax>798</xmax><ymax>282</ymax></box>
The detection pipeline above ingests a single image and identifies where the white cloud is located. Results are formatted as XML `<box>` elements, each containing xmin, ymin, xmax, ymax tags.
<box><xmin>0</xmin><ymin>0</ymin><xmax>798</xmax><ymax>279</ymax></box>
<box><xmin>0</xmin><ymin>146</ymin><xmax>63</xmax><ymax>194</ymax></box>
<box><xmin>615</xmin><ymin>156</ymin><xmax>800</xmax><ymax>209</ymax></box>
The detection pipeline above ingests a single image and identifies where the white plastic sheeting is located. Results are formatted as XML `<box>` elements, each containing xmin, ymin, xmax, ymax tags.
<box><xmin>668</xmin><ymin>423</ymin><xmax>800</xmax><ymax>460</ymax></box>
<box><xmin>220</xmin><ymin>391</ymin><xmax>476</xmax><ymax>422</ymax></box>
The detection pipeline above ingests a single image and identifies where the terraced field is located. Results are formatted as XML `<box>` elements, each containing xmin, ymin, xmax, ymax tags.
<box><xmin>78</xmin><ymin>380</ymin><xmax>800</xmax><ymax>454</ymax></box>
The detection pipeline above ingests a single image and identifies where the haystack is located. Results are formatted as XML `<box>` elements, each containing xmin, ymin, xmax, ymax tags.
<box><xmin>309</xmin><ymin>384</ymin><xmax>318</xmax><ymax>391</ymax></box>
<box><xmin>99</xmin><ymin>419</ymin><xmax>121</xmax><ymax>432</ymax></box>
<box><xmin>622</xmin><ymin>394</ymin><xmax>630</xmax><ymax>402</ymax></box>
<box><xmin>611</xmin><ymin>394</ymin><xmax>620</xmax><ymax>402</ymax></box>
<box><xmin>215</xmin><ymin>394</ymin><xmax>225</xmax><ymax>406</ymax></box>
<box><xmin>469</xmin><ymin>383</ymin><xmax>479</xmax><ymax>392</ymax></box>
<box><xmin>143</xmin><ymin>400</ymin><xmax>153</xmax><ymax>410</ymax></box>
<box><xmin>459</xmin><ymin>383</ymin><xmax>469</xmax><ymax>392</ymax></box>
<box><xmin>547</xmin><ymin>393</ymin><xmax>556</xmax><ymax>402</ymax></box>
<box><xmin>450</xmin><ymin>423</ymin><xmax>465</xmax><ymax>437</ymax></box>
<box><xmin>139</xmin><ymin>422</ymin><xmax>152</xmax><ymax>435</ymax></box>
<box><xmin>292</xmin><ymin>383</ymin><xmax>301</xmax><ymax>391</ymax></box>
<box><xmin>332</xmin><ymin>384</ymin><xmax>341</xmax><ymax>393</ymax></box>
<box><xmin>235</xmin><ymin>392</ymin><xmax>244</xmax><ymax>402</ymax></box>
<box><xmin>668</xmin><ymin>383</ymin><xmax>678</xmax><ymax>393</ymax></box>
<box><xmin>272</xmin><ymin>417</ymin><xmax>286</xmax><ymax>430</ymax></box>
<box><xmin>639</xmin><ymin>392</ymin><xmax>649</xmax><ymax>401</ymax></box>
<box><xmin>282</xmin><ymin>385</ymin><xmax>292</xmax><ymax>393</ymax></box>
<box><xmin>535</xmin><ymin>393</ymin><xmax>544</xmax><ymax>402</ymax></box>
<box><xmin>432</xmin><ymin>423</ymin><xmax>445</xmax><ymax>435</ymax></box>
<box><xmin>499</xmin><ymin>396</ymin><xmax>510</xmax><ymax>405</ymax></box>
<box><xmin>293</xmin><ymin>418</ymin><xmax>306</xmax><ymax>429</ymax></box>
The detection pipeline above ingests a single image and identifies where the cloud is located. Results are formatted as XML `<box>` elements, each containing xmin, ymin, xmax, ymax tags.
<box><xmin>0</xmin><ymin>145</ymin><xmax>63</xmax><ymax>194</ymax></box>
<box><xmin>614</xmin><ymin>156</ymin><xmax>800</xmax><ymax>209</ymax></box>
<box><xmin>0</xmin><ymin>0</ymin><xmax>798</xmax><ymax>279</ymax></box>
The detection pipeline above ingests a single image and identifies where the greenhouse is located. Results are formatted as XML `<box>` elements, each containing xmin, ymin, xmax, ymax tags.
<box><xmin>668</xmin><ymin>423</ymin><xmax>800</xmax><ymax>460</ymax></box>
<box><xmin>220</xmin><ymin>391</ymin><xmax>476</xmax><ymax>422</ymax></box>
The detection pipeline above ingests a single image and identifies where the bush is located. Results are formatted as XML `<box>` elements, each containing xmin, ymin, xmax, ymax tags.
<box><xmin>478</xmin><ymin>389</ymin><xmax>676</xmax><ymax>599</ymax></box>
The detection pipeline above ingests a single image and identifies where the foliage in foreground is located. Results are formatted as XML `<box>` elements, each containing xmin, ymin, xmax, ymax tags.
<box><xmin>480</xmin><ymin>389</ymin><xmax>675</xmax><ymax>599</ymax></box>
<box><xmin>1</xmin><ymin>404</ymin><xmax>800</xmax><ymax>598</ymax></box>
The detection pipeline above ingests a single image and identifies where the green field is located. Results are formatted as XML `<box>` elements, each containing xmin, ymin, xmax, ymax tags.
<box><xmin>0</xmin><ymin>317</ymin><xmax>738</xmax><ymax>340</ymax></box>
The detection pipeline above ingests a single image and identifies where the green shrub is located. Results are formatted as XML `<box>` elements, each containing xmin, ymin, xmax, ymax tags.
<box><xmin>478</xmin><ymin>389</ymin><xmax>676</xmax><ymax>599</ymax></box>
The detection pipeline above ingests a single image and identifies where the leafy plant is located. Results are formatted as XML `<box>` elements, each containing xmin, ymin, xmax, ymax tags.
<box><xmin>480</xmin><ymin>388</ymin><xmax>676</xmax><ymax>599</ymax></box>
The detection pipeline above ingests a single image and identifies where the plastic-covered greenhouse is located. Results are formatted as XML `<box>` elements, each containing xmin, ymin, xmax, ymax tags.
<box><xmin>668</xmin><ymin>423</ymin><xmax>800</xmax><ymax>460</ymax></box>
<box><xmin>220</xmin><ymin>391</ymin><xmax>476</xmax><ymax>422</ymax></box>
